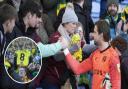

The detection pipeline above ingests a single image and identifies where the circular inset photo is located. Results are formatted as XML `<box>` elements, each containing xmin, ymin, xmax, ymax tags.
<box><xmin>4</xmin><ymin>37</ymin><xmax>42</xmax><ymax>84</ymax></box>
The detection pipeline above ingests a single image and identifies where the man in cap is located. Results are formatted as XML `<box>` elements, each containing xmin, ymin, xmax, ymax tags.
<box><xmin>105</xmin><ymin>0</ymin><xmax>120</xmax><ymax>39</ymax></box>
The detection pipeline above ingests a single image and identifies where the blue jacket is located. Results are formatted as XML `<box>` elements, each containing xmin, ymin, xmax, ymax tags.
<box><xmin>37</xmin><ymin>41</ymin><xmax>62</xmax><ymax>57</ymax></box>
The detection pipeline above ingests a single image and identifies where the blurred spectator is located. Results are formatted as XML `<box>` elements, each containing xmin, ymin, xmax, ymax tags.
<box><xmin>100</xmin><ymin>0</ymin><xmax>119</xmax><ymax>19</ymax></box>
<box><xmin>83</xmin><ymin>0</ymin><xmax>92</xmax><ymax>15</ymax></box>
<box><xmin>41</xmin><ymin>14</ymin><xmax>55</xmax><ymax>37</ymax></box>
<box><xmin>105</xmin><ymin>0</ymin><xmax>120</xmax><ymax>39</ymax></box>
<box><xmin>0</xmin><ymin>0</ymin><xmax>6</xmax><ymax>6</ymax></box>
<box><xmin>118</xmin><ymin>20</ymin><xmax>128</xmax><ymax>42</ymax></box>
<box><xmin>0</xmin><ymin>4</ymin><xmax>22</xmax><ymax>89</ymax></box>
<box><xmin>111</xmin><ymin>36</ymin><xmax>128</xmax><ymax>89</ymax></box>
<box><xmin>100</xmin><ymin>0</ymin><xmax>107</xmax><ymax>19</ymax></box>
<box><xmin>40</xmin><ymin>0</ymin><xmax>58</xmax><ymax>25</ymax></box>
<box><xmin>116</xmin><ymin>5</ymin><xmax>128</xmax><ymax>42</ymax></box>
<box><xmin>6</xmin><ymin>0</ymin><xmax>22</xmax><ymax>11</ymax></box>
<box><xmin>0</xmin><ymin>4</ymin><xmax>17</xmax><ymax>61</ymax></box>
<box><xmin>55</xmin><ymin>0</ymin><xmax>94</xmax><ymax>44</ymax></box>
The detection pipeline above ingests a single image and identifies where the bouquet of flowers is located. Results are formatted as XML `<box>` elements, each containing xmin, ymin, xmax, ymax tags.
<box><xmin>70</xmin><ymin>33</ymin><xmax>82</xmax><ymax>62</ymax></box>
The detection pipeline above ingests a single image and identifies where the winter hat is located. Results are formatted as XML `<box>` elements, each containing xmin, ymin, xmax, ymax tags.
<box><xmin>62</xmin><ymin>3</ymin><xmax>78</xmax><ymax>23</ymax></box>
<box><xmin>107</xmin><ymin>0</ymin><xmax>119</xmax><ymax>9</ymax></box>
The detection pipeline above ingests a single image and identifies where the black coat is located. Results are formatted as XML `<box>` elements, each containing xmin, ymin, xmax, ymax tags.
<box><xmin>6</xmin><ymin>25</ymin><xmax>22</xmax><ymax>45</ymax></box>
<box><xmin>121</xmin><ymin>47</ymin><xmax>128</xmax><ymax>89</ymax></box>
<box><xmin>0</xmin><ymin>23</ymin><xmax>28</xmax><ymax>89</ymax></box>
<box><xmin>74</xmin><ymin>3</ymin><xmax>94</xmax><ymax>44</ymax></box>
<box><xmin>1</xmin><ymin>21</ymin><xmax>40</xmax><ymax>89</ymax></box>
<box><xmin>0</xmin><ymin>23</ymin><xmax>6</xmax><ymax>56</ymax></box>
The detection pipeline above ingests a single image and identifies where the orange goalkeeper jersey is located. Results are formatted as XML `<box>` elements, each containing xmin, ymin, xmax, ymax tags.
<box><xmin>64</xmin><ymin>46</ymin><xmax>121</xmax><ymax>89</ymax></box>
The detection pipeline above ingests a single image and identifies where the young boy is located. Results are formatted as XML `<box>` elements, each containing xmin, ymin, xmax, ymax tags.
<box><xmin>0</xmin><ymin>4</ymin><xmax>17</xmax><ymax>57</ymax></box>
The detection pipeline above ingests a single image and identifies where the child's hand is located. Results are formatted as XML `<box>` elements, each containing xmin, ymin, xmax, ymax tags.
<box><xmin>58</xmin><ymin>36</ymin><xmax>69</xmax><ymax>49</ymax></box>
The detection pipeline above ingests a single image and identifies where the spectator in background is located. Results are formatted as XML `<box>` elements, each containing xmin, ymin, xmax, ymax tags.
<box><xmin>83</xmin><ymin>0</ymin><xmax>94</xmax><ymax>44</ymax></box>
<box><xmin>6</xmin><ymin>0</ymin><xmax>42</xmax><ymax>43</ymax></box>
<box><xmin>36</xmin><ymin>13</ymin><xmax>56</xmax><ymax>42</ymax></box>
<box><xmin>6</xmin><ymin>0</ymin><xmax>22</xmax><ymax>12</ymax></box>
<box><xmin>118</xmin><ymin>20</ymin><xmax>128</xmax><ymax>42</ymax></box>
<box><xmin>0</xmin><ymin>0</ymin><xmax>6</xmax><ymax>6</ymax></box>
<box><xmin>116</xmin><ymin>5</ymin><xmax>128</xmax><ymax>42</ymax></box>
<box><xmin>100</xmin><ymin>0</ymin><xmax>119</xmax><ymax>19</ymax></box>
<box><xmin>5</xmin><ymin>0</ymin><xmax>42</xmax><ymax>44</ymax></box>
<box><xmin>40</xmin><ymin>0</ymin><xmax>58</xmax><ymax>25</ymax></box>
<box><xmin>105</xmin><ymin>0</ymin><xmax>120</xmax><ymax>39</ymax></box>
<box><xmin>0</xmin><ymin>4</ymin><xmax>18</xmax><ymax>89</ymax></box>
<box><xmin>55</xmin><ymin>0</ymin><xmax>94</xmax><ymax>44</ymax></box>
<box><xmin>34</xmin><ymin>0</ymin><xmax>55</xmax><ymax>40</ymax></box>
<box><xmin>111</xmin><ymin>36</ymin><xmax>128</xmax><ymax>89</ymax></box>
<box><xmin>0</xmin><ymin>4</ymin><xmax>17</xmax><ymax>61</ymax></box>
<box><xmin>83</xmin><ymin>0</ymin><xmax>92</xmax><ymax>15</ymax></box>
<box><xmin>7</xmin><ymin>0</ymin><xmax>69</xmax><ymax>60</ymax></box>
<box><xmin>41</xmin><ymin>0</ymin><xmax>71</xmax><ymax>31</ymax></box>
<box><xmin>100</xmin><ymin>0</ymin><xmax>107</xmax><ymax>19</ymax></box>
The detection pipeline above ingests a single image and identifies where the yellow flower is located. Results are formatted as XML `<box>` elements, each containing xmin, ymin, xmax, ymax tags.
<box><xmin>73</xmin><ymin>48</ymin><xmax>82</xmax><ymax>62</ymax></box>
<box><xmin>71</xmin><ymin>34</ymin><xmax>81</xmax><ymax>44</ymax></box>
<box><xmin>121</xmin><ymin>5</ymin><xmax>128</xmax><ymax>22</ymax></box>
<box><xmin>71</xmin><ymin>34</ymin><xmax>82</xmax><ymax>62</ymax></box>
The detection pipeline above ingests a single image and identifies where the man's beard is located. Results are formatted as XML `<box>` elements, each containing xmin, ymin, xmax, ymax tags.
<box><xmin>108</xmin><ymin>10</ymin><xmax>117</xmax><ymax>16</ymax></box>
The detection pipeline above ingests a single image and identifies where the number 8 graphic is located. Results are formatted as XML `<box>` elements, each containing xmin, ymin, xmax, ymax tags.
<box><xmin>20</xmin><ymin>53</ymin><xmax>25</xmax><ymax>61</ymax></box>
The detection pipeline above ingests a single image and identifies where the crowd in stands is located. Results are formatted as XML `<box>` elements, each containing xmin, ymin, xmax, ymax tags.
<box><xmin>0</xmin><ymin>0</ymin><xmax>128</xmax><ymax>89</ymax></box>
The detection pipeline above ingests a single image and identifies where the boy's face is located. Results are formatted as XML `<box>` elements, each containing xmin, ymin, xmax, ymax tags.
<box><xmin>28</xmin><ymin>14</ymin><xmax>39</xmax><ymax>28</ymax></box>
<box><xmin>7</xmin><ymin>19</ymin><xmax>16</xmax><ymax>33</ymax></box>
<box><xmin>36</xmin><ymin>17</ymin><xmax>42</xmax><ymax>28</ymax></box>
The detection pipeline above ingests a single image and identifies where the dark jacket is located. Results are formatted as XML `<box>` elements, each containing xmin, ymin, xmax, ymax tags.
<box><xmin>55</xmin><ymin>3</ymin><xmax>94</xmax><ymax>44</ymax></box>
<box><xmin>0</xmin><ymin>23</ymin><xmax>6</xmax><ymax>77</ymax></box>
<box><xmin>34</xmin><ymin>13</ymin><xmax>55</xmax><ymax>44</ymax></box>
<box><xmin>6</xmin><ymin>25</ymin><xmax>22</xmax><ymax>45</ymax></box>
<box><xmin>119</xmin><ymin>32</ymin><xmax>128</xmax><ymax>43</ymax></box>
<box><xmin>0</xmin><ymin>23</ymin><xmax>6</xmax><ymax>57</ymax></box>
<box><xmin>83</xmin><ymin>0</ymin><xmax>92</xmax><ymax>14</ymax></box>
<box><xmin>74</xmin><ymin>3</ymin><xmax>94</xmax><ymax>44</ymax></box>
<box><xmin>120</xmin><ymin>47</ymin><xmax>128</xmax><ymax>89</ymax></box>
<box><xmin>42</xmin><ymin>13</ymin><xmax>55</xmax><ymax>36</ymax></box>
<box><xmin>40</xmin><ymin>0</ymin><xmax>58</xmax><ymax>25</ymax></box>
<box><xmin>0</xmin><ymin>23</ymin><xmax>27</xmax><ymax>89</ymax></box>
<box><xmin>41</xmin><ymin>32</ymin><xmax>68</xmax><ymax>85</ymax></box>
<box><xmin>41</xmin><ymin>0</ymin><xmax>72</xmax><ymax>27</ymax></box>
